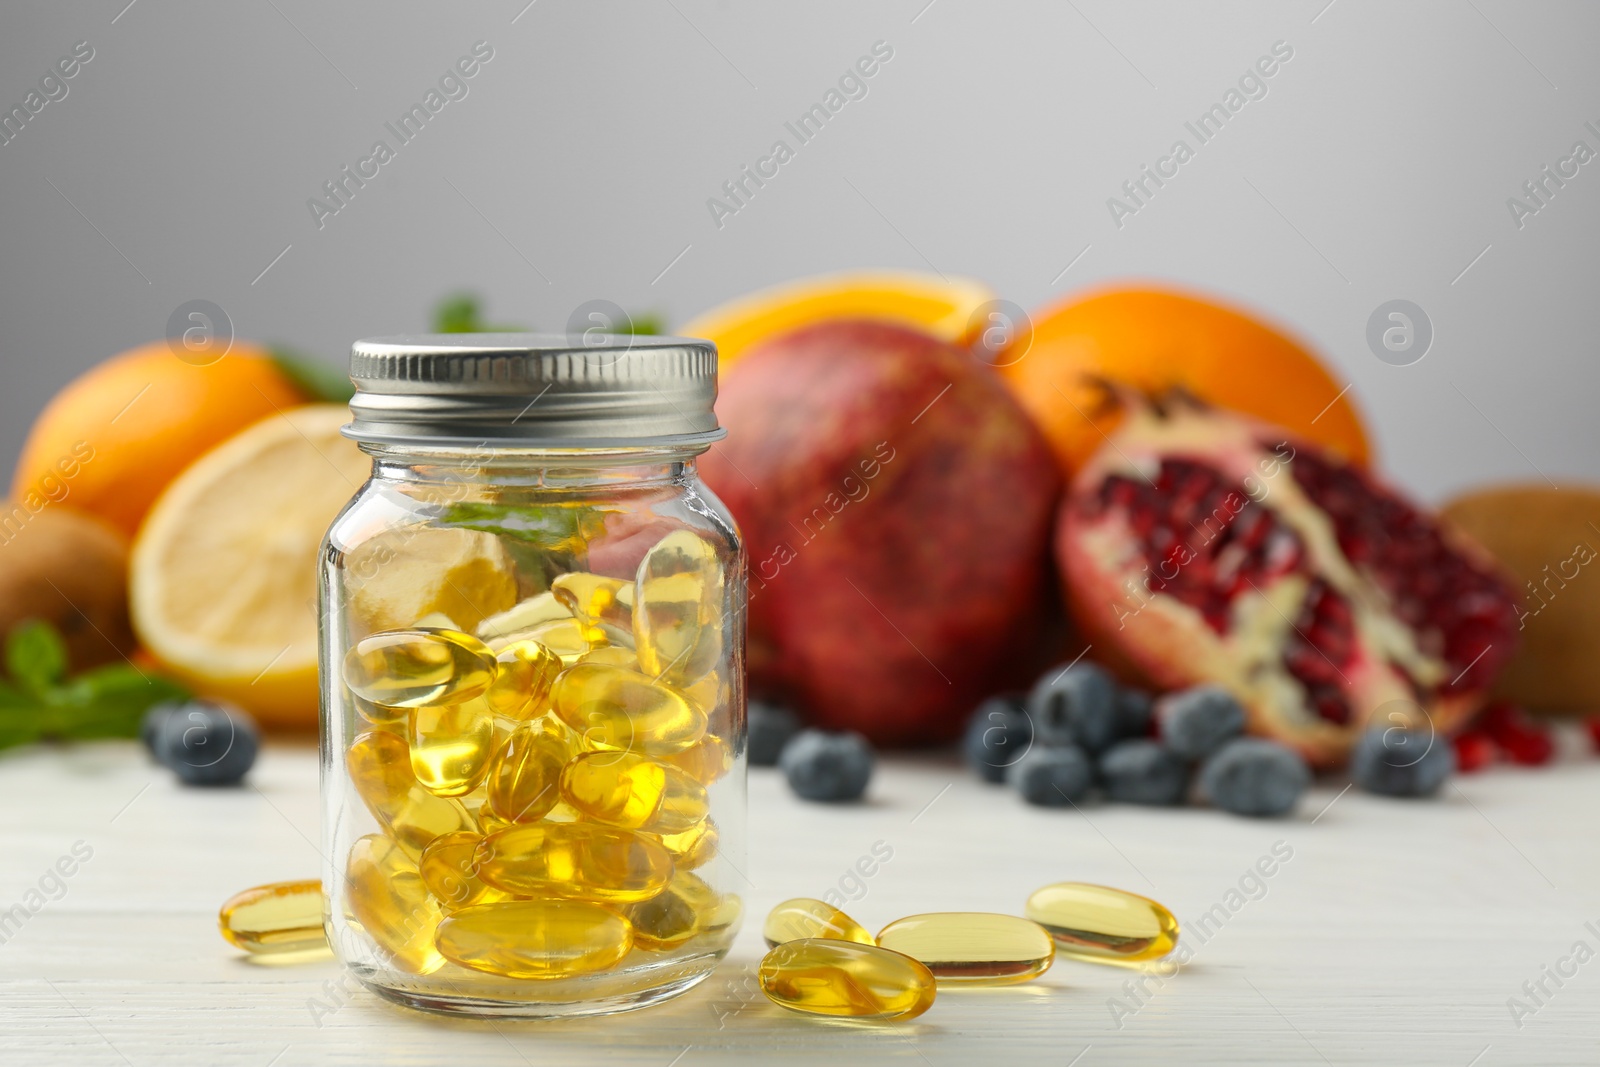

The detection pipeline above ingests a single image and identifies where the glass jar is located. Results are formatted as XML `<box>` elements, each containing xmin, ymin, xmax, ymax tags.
<box><xmin>318</xmin><ymin>334</ymin><xmax>744</xmax><ymax>1018</ymax></box>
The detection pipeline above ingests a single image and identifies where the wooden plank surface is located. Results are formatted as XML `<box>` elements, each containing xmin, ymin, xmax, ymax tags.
<box><xmin>0</xmin><ymin>736</ymin><xmax>1596</xmax><ymax>1066</ymax></box>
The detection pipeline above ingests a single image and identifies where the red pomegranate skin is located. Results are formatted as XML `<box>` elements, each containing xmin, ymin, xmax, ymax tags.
<box><xmin>699</xmin><ymin>320</ymin><xmax>1061</xmax><ymax>746</ymax></box>
<box><xmin>1056</xmin><ymin>401</ymin><xmax>1518</xmax><ymax>767</ymax></box>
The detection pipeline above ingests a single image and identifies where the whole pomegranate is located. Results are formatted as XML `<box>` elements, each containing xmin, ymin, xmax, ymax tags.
<box><xmin>699</xmin><ymin>320</ymin><xmax>1060</xmax><ymax>745</ymax></box>
<box><xmin>1057</xmin><ymin>395</ymin><xmax>1518</xmax><ymax>766</ymax></box>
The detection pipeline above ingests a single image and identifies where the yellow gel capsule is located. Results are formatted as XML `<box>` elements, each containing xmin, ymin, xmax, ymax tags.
<box><xmin>1024</xmin><ymin>882</ymin><xmax>1180</xmax><ymax>963</ymax></box>
<box><xmin>652</xmin><ymin>817</ymin><xmax>717</xmax><ymax>871</ymax></box>
<box><xmin>474</xmin><ymin>823</ymin><xmax>673</xmax><ymax>903</ymax></box>
<box><xmin>551</xmin><ymin>663</ymin><xmax>706</xmax><ymax>755</ymax></box>
<box><xmin>580</xmin><ymin>645</ymin><xmax>638</xmax><ymax>669</ymax></box>
<box><xmin>875</xmin><ymin>913</ymin><xmax>1055</xmax><ymax>984</ymax></box>
<box><xmin>418</xmin><ymin>831</ymin><xmax>511</xmax><ymax>912</ymax></box>
<box><xmin>436</xmin><ymin>900</ymin><xmax>633</xmax><ymax>980</ymax></box>
<box><xmin>705</xmin><ymin>893</ymin><xmax>742</xmax><ymax>935</ymax></box>
<box><xmin>484</xmin><ymin>721</ymin><xmax>566</xmax><ymax>825</ymax></box>
<box><xmin>626</xmin><ymin>871</ymin><xmax>719</xmax><ymax>951</ymax></box>
<box><xmin>409</xmin><ymin>696</ymin><xmax>497</xmax><ymax>797</ymax></box>
<box><xmin>633</xmin><ymin>530</ymin><xmax>724</xmax><ymax>687</ymax></box>
<box><xmin>352</xmin><ymin>693</ymin><xmax>407</xmax><ymax>727</ymax></box>
<box><xmin>478</xmin><ymin>591</ymin><xmax>570</xmax><ymax>645</ymax></box>
<box><xmin>560</xmin><ymin>750</ymin><xmax>709</xmax><ymax>834</ymax></box>
<box><xmin>347</xmin><ymin>731</ymin><xmax>472</xmax><ymax>859</ymax></box>
<box><xmin>763</xmin><ymin>898</ymin><xmax>875</xmax><ymax>948</ymax></box>
<box><xmin>552</xmin><ymin>572</ymin><xmax>636</xmax><ymax>647</ymax></box>
<box><xmin>759</xmin><ymin>939</ymin><xmax>936</xmax><ymax>1021</ymax></box>
<box><xmin>345</xmin><ymin>834</ymin><xmax>445</xmax><ymax>974</ymax></box>
<box><xmin>218</xmin><ymin>879</ymin><xmax>326</xmax><ymax>954</ymax></box>
<box><xmin>678</xmin><ymin>671</ymin><xmax>723</xmax><ymax>716</ymax></box>
<box><xmin>484</xmin><ymin>639</ymin><xmax>563</xmax><ymax>720</ymax></box>
<box><xmin>522</xmin><ymin>617</ymin><xmax>594</xmax><ymax>664</ymax></box>
<box><xmin>661</xmin><ymin>732</ymin><xmax>733</xmax><ymax>785</ymax></box>
<box><xmin>343</xmin><ymin>627</ymin><xmax>496</xmax><ymax>708</ymax></box>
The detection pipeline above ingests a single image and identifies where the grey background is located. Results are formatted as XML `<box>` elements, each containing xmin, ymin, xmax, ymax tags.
<box><xmin>1</xmin><ymin>0</ymin><xmax>1595</xmax><ymax>502</ymax></box>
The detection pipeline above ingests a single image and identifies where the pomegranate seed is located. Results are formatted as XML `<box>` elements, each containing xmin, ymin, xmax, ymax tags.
<box><xmin>1479</xmin><ymin>700</ymin><xmax>1530</xmax><ymax>744</ymax></box>
<box><xmin>1453</xmin><ymin>732</ymin><xmax>1495</xmax><ymax>773</ymax></box>
<box><xmin>1501</xmin><ymin>730</ymin><xmax>1554</xmax><ymax>766</ymax></box>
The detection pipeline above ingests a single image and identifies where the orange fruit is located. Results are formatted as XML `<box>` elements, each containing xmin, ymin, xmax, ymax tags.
<box><xmin>997</xmin><ymin>286</ymin><xmax>1371</xmax><ymax>475</ymax></box>
<box><xmin>679</xmin><ymin>271</ymin><xmax>994</xmax><ymax>366</ymax></box>
<box><xmin>130</xmin><ymin>405</ymin><xmax>371</xmax><ymax>731</ymax></box>
<box><xmin>12</xmin><ymin>340</ymin><xmax>309</xmax><ymax>538</ymax></box>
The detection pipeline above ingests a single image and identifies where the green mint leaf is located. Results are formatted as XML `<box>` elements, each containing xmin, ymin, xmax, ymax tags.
<box><xmin>5</xmin><ymin>620</ymin><xmax>69</xmax><ymax>696</ymax></box>
<box><xmin>438</xmin><ymin>502</ymin><xmax>607</xmax><ymax>548</ymax></box>
<box><xmin>270</xmin><ymin>346</ymin><xmax>355</xmax><ymax>403</ymax></box>
<box><xmin>434</xmin><ymin>293</ymin><xmax>526</xmax><ymax>334</ymax></box>
<box><xmin>51</xmin><ymin>665</ymin><xmax>189</xmax><ymax>741</ymax></box>
<box><xmin>614</xmin><ymin>312</ymin><xmax>665</xmax><ymax>336</ymax></box>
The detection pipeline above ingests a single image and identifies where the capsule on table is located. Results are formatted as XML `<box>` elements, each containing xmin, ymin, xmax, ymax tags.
<box><xmin>346</xmin><ymin>730</ymin><xmax>473</xmax><ymax>858</ymax></box>
<box><xmin>436</xmin><ymin>900</ymin><xmax>634</xmax><ymax>980</ymax></box>
<box><xmin>763</xmin><ymin>898</ymin><xmax>875</xmax><ymax>948</ymax></box>
<box><xmin>552</xmin><ymin>572</ymin><xmax>636</xmax><ymax>647</ymax></box>
<box><xmin>474</xmin><ymin>822</ymin><xmax>673</xmax><ymax>903</ymax></box>
<box><xmin>560</xmin><ymin>750</ymin><xmax>709</xmax><ymax>834</ymax></box>
<box><xmin>875</xmin><ymin>913</ymin><xmax>1055</xmax><ymax>984</ymax></box>
<box><xmin>551</xmin><ymin>663</ymin><xmax>706</xmax><ymax>755</ymax></box>
<box><xmin>633</xmin><ymin>530</ymin><xmax>724</xmax><ymax>687</ymax></box>
<box><xmin>343</xmin><ymin>627</ymin><xmax>496</xmax><ymax>708</ymax></box>
<box><xmin>626</xmin><ymin>871</ymin><xmax>719</xmax><ymax>951</ymax></box>
<box><xmin>218</xmin><ymin>879</ymin><xmax>327</xmax><ymax>954</ymax></box>
<box><xmin>1024</xmin><ymin>882</ymin><xmax>1179</xmax><ymax>963</ymax></box>
<box><xmin>483</xmin><ymin>721</ymin><xmax>567</xmax><ymax>825</ymax></box>
<box><xmin>484</xmin><ymin>639</ymin><xmax>563</xmax><ymax>720</ymax></box>
<box><xmin>652</xmin><ymin>817</ymin><xmax>718</xmax><ymax>871</ymax></box>
<box><xmin>661</xmin><ymin>732</ymin><xmax>733</xmax><ymax>785</ymax></box>
<box><xmin>418</xmin><ymin>830</ymin><xmax>511</xmax><ymax>912</ymax></box>
<box><xmin>759</xmin><ymin>939</ymin><xmax>936</xmax><ymax>1021</ymax></box>
<box><xmin>345</xmin><ymin>833</ymin><xmax>445</xmax><ymax>974</ymax></box>
<box><xmin>409</xmin><ymin>696</ymin><xmax>497</xmax><ymax>797</ymax></box>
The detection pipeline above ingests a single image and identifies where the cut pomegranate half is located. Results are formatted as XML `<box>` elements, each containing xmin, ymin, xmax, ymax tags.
<box><xmin>1057</xmin><ymin>397</ymin><xmax>1518</xmax><ymax>767</ymax></box>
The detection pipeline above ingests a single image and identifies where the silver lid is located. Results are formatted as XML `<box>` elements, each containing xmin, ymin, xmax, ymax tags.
<box><xmin>343</xmin><ymin>333</ymin><xmax>724</xmax><ymax>448</ymax></box>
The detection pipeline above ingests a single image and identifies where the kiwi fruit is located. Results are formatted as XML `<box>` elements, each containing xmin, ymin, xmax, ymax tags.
<box><xmin>1442</xmin><ymin>483</ymin><xmax>1600</xmax><ymax>713</ymax></box>
<box><xmin>0</xmin><ymin>502</ymin><xmax>136</xmax><ymax>673</ymax></box>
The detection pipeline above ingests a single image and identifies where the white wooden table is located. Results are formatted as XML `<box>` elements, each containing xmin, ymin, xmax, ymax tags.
<box><xmin>1</xmin><ymin>736</ymin><xmax>1596</xmax><ymax>1066</ymax></box>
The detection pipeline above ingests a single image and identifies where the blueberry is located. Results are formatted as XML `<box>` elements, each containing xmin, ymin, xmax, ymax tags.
<box><xmin>1099</xmin><ymin>740</ymin><xmax>1188</xmax><ymax>805</ymax></box>
<box><xmin>1114</xmin><ymin>687</ymin><xmax>1154</xmax><ymax>739</ymax></box>
<box><xmin>1155</xmin><ymin>686</ymin><xmax>1246</xmax><ymax>761</ymax></box>
<box><xmin>963</xmin><ymin>695</ymin><xmax>1033</xmax><ymax>783</ymax></box>
<box><xmin>748</xmin><ymin>700</ymin><xmax>801</xmax><ymax>767</ymax></box>
<box><xmin>1350</xmin><ymin>727</ymin><xmax>1454</xmax><ymax>797</ymax></box>
<box><xmin>779</xmin><ymin>730</ymin><xmax>874</xmax><ymax>802</ymax></box>
<box><xmin>140</xmin><ymin>701</ymin><xmax>181</xmax><ymax>758</ymax></box>
<box><xmin>154</xmin><ymin>701</ymin><xmax>259</xmax><ymax>786</ymax></box>
<box><xmin>1007</xmin><ymin>746</ymin><xmax>1092</xmax><ymax>807</ymax></box>
<box><xmin>1198</xmin><ymin>738</ymin><xmax>1310</xmax><ymax>817</ymax></box>
<box><xmin>1027</xmin><ymin>662</ymin><xmax>1118</xmax><ymax>753</ymax></box>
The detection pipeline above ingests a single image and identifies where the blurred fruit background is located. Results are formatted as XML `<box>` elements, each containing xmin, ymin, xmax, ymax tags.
<box><xmin>3</xmin><ymin>2</ymin><xmax>1598</xmax><ymax>792</ymax></box>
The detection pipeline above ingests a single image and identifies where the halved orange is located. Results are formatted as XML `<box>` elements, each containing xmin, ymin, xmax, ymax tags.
<box><xmin>679</xmin><ymin>271</ymin><xmax>995</xmax><ymax>365</ymax></box>
<box><xmin>998</xmin><ymin>285</ymin><xmax>1372</xmax><ymax>475</ymax></box>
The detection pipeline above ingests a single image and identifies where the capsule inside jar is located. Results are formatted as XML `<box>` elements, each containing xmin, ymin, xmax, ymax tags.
<box><xmin>484</xmin><ymin>638</ymin><xmax>562</xmax><ymax>720</ymax></box>
<box><xmin>473</xmin><ymin>822</ymin><xmax>673</xmax><ymax>903</ymax></box>
<box><xmin>418</xmin><ymin>830</ymin><xmax>511</xmax><ymax>912</ymax></box>
<box><xmin>408</xmin><ymin>696</ymin><xmax>497</xmax><ymax>797</ymax></box>
<box><xmin>343</xmin><ymin>627</ymin><xmax>496</xmax><ymax>708</ymax></box>
<box><xmin>551</xmin><ymin>572</ymin><xmax>635</xmax><ymax>646</ymax></box>
<box><xmin>436</xmin><ymin>900</ymin><xmax>633</xmax><ymax>980</ymax></box>
<box><xmin>550</xmin><ymin>663</ymin><xmax>706</xmax><ymax>755</ymax></box>
<box><xmin>483</xmin><ymin>720</ymin><xmax>567</xmax><ymax>825</ymax></box>
<box><xmin>633</xmin><ymin>530</ymin><xmax>723</xmax><ymax>687</ymax></box>
<box><xmin>625</xmin><ymin>871</ymin><xmax>719</xmax><ymax>951</ymax></box>
<box><xmin>344</xmin><ymin>833</ymin><xmax>445</xmax><ymax>974</ymax></box>
<box><xmin>1024</xmin><ymin>882</ymin><xmax>1179</xmax><ymax>962</ymax></box>
<box><xmin>346</xmin><ymin>730</ymin><xmax>473</xmax><ymax>859</ymax></box>
<box><xmin>560</xmin><ymin>750</ymin><xmax>709</xmax><ymax>834</ymax></box>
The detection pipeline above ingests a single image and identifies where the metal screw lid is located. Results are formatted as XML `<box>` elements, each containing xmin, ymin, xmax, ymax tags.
<box><xmin>343</xmin><ymin>333</ymin><xmax>724</xmax><ymax>448</ymax></box>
